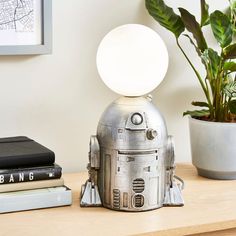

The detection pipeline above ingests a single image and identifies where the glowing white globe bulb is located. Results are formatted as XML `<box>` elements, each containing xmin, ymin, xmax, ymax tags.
<box><xmin>96</xmin><ymin>24</ymin><xmax>169</xmax><ymax>97</ymax></box>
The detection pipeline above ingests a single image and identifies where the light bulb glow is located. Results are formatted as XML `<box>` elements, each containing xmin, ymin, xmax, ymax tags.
<box><xmin>96</xmin><ymin>24</ymin><xmax>169</xmax><ymax>96</ymax></box>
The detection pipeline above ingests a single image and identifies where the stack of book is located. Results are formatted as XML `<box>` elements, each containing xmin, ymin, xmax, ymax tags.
<box><xmin>0</xmin><ymin>136</ymin><xmax>72</xmax><ymax>213</ymax></box>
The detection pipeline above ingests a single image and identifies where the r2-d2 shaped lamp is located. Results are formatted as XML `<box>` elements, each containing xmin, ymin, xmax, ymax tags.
<box><xmin>80</xmin><ymin>24</ymin><xmax>184</xmax><ymax>212</ymax></box>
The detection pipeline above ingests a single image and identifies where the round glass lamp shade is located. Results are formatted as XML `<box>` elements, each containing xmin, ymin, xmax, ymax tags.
<box><xmin>96</xmin><ymin>24</ymin><xmax>169</xmax><ymax>96</ymax></box>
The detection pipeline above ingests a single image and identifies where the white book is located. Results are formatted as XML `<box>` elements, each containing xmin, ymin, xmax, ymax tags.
<box><xmin>0</xmin><ymin>178</ymin><xmax>64</xmax><ymax>193</ymax></box>
<box><xmin>0</xmin><ymin>186</ymin><xmax>72</xmax><ymax>213</ymax></box>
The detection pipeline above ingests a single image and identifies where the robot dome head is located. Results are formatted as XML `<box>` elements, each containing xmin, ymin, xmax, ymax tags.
<box><xmin>96</xmin><ymin>24</ymin><xmax>169</xmax><ymax>97</ymax></box>
<box><xmin>97</xmin><ymin>96</ymin><xmax>168</xmax><ymax>149</ymax></box>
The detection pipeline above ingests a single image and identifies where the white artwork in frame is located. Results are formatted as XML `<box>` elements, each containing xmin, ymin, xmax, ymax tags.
<box><xmin>0</xmin><ymin>0</ymin><xmax>52</xmax><ymax>55</ymax></box>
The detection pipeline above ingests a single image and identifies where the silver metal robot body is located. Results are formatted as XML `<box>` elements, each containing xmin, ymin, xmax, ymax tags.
<box><xmin>81</xmin><ymin>96</ymin><xmax>184</xmax><ymax>212</ymax></box>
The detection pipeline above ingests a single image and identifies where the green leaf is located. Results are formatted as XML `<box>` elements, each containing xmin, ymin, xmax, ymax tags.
<box><xmin>191</xmin><ymin>101</ymin><xmax>209</xmax><ymax>107</ymax></box>
<box><xmin>229</xmin><ymin>100</ymin><xmax>236</xmax><ymax>114</ymax></box>
<box><xmin>183</xmin><ymin>109</ymin><xmax>210</xmax><ymax>117</ymax></box>
<box><xmin>179</xmin><ymin>8</ymin><xmax>208</xmax><ymax>52</ymax></box>
<box><xmin>223</xmin><ymin>43</ymin><xmax>236</xmax><ymax>59</ymax></box>
<box><xmin>183</xmin><ymin>34</ymin><xmax>201</xmax><ymax>56</ymax></box>
<box><xmin>223</xmin><ymin>61</ymin><xmax>236</xmax><ymax>72</ymax></box>
<box><xmin>223</xmin><ymin>81</ymin><xmax>236</xmax><ymax>98</ymax></box>
<box><xmin>201</xmin><ymin>48</ymin><xmax>221</xmax><ymax>79</ymax></box>
<box><xmin>183</xmin><ymin>34</ymin><xmax>208</xmax><ymax>69</ymax></box>
<box><xmin>210</xmin><ymin>10</ymin><xmax>233</xmax><ymax>48</ymax></box>
<box><xmin>201</xmin><ymin>0</ymin><xmax>210</xmax><ymax>27</ymax></box>
<box><xmin>145</xmin><ymin>0</ymin><xmax>185</xmax><ymax>38</ymax></box>
<box><xmin>229</xmin><ymin>0</ymin><xmax>236</xmax><ymax>34</ymax></box>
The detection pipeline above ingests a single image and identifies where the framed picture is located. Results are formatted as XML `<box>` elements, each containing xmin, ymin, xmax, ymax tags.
<box><xmin>0</xmin><ymin>0</ymin><xmax>52</xmax><ymax>55</ymax></box>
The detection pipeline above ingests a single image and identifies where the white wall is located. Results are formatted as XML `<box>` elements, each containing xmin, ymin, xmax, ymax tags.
<box><xmin>0</xmin><ymin>0</ymin><xmax>228</xmax><ymax>172</ymax></box>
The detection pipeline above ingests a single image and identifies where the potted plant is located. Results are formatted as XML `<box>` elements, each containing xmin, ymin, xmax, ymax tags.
<box><xmin>145</xmin><ymin>0</ymin><xmax>236</xmax><ymax>179</ymax></box>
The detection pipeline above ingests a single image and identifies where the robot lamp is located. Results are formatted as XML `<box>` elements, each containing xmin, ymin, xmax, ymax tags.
<box><xmin>80</xmin><ymin>24</ymin><xmax>184</xmax><ymax>212</ymax></box>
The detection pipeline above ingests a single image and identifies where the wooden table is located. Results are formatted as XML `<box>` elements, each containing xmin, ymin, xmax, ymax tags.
<box><xmin>1</xmin><ymin>164</ymin><xmax>236</xmax><ymax>236</ymax></box>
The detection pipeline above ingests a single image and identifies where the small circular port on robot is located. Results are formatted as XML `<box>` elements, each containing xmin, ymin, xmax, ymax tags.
<box><xmin>131</xmin><ymin>113</ymin><xmax>143</xmax><ymax>125</ymax></box>
<box><xmin>146</xmin><ymin>129</ymin><xmax>158</xmax><ymax>140</ymax></box>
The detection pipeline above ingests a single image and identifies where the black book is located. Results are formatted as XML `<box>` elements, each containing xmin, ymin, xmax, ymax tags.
<box><xmin>0</xmin><ymin>164</ymin><xmax>62</xmax><ymax>185</ymax></box>
<box><xmin>0</xmin><ymin>136</ymin><xmax>55</xmax><ymax>168</ymax></box>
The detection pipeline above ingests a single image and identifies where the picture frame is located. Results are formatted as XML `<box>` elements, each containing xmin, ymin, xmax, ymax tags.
<box><xmin>0</xmin><ymin>0</ymin><xmax>52</xmax><ymax>55</ymax></box>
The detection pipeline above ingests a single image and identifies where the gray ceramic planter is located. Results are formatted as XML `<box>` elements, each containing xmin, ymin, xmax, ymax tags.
<box><xmin>189</xmin><ymin>117</ymin><xmax>236</xmax><ymax>179</ymax></box>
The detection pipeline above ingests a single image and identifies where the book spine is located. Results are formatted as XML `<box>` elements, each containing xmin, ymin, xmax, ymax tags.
<box><xmin>0</xmin><ymin>166</ymin><xmax>62</xmax><ymax>185</ymax></box>
<box><xmin>0</xmin><ymin>187</ymin><xmax>72</xmax><ymax>213</ymax></box>
<box><xmin>0</xmin><ymin>152</ymin><xmax>55</xmax><ymax>169</ymax></box>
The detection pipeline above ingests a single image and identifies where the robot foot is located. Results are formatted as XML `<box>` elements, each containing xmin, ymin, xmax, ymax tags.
<box><xmin>163</xmin><ymin>177</ymin><xmax>184</xmax><ymax>207</ymax></box>
<box><xmin>80</xmin><ymin>180</ymin><xmax>102</xmax><ymax>207</ymax></box>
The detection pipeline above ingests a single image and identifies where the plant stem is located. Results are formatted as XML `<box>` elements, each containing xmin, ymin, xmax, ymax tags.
<box><xmin>215</xmin><ymin>52</ymin><xmax>224</xmax><ymax>122</ymax></box>
<box><xmin>215</xmin><ymin>71</ymin><xmax>221</xmax><ymax>121</ymax></box>
<box><xmin>224</xmin><ymin>95</ymin><xmax>230</xmax><ymax>121</ymax></box>
<box><xmin>176</xmin><ymin>38</ymin><xmax>213</xmax><ymax>118</ymax></box>
<box><xmin>228</xmin><ymin>97</ymin><xmax>232</xmax><ymax>120</ymax></box>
